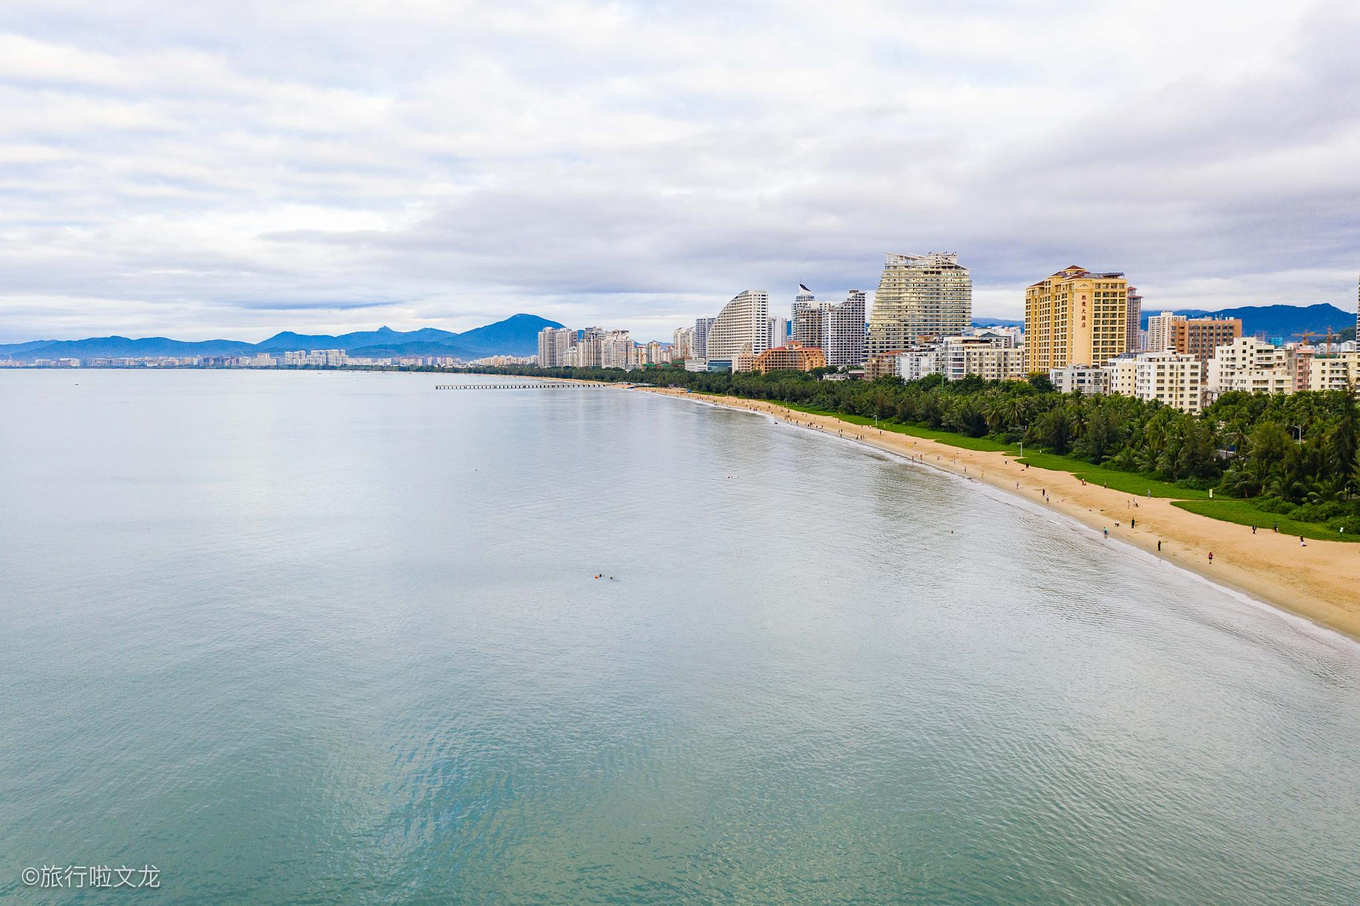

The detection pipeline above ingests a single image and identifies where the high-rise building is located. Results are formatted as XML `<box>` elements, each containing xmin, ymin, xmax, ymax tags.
<box><xmin>601</xmin><ymin>330</ymin><xmax>633</xmax><ymax>369</ymax></box>
<box><xmin>575</xmin><ymin>327</ymin><xmax>604</xmax><ymax>367</ymax></box>
<box><xmin>705</xmin><ymin>290</ymin><xmax>770</xmax><ymax>361</ymax></box>
<box><xmin>867</xmin><ymin>252</ymin><xmax>972</xmax><ymax>355</ymax></box>
<box><xmin>1024</xmin><ymin>266</ymin><xmax>1130</xmax><ymax>371</ymax></box>
<box><xmin>1126</xmin><ymin>286</ymin><xmax>1143</xmax><ymax>352</ymax></box>
<box><xmin>1144</xmin><ymin>312</ymin><xmax>1242</xmax><ymax>361</ymax></box>
<box><xmin>537</xmin><ymin>326</ymin><xmax>576</xmax><ymax>368</ymax></box>
<box><xmin>1146</xmin><ymin>311</ymin><xmax>1179</xmax><ymax>352</ymax></box>
<box><xmin>767</xmin><ymin>316</ymin><xmax>789</xmax><ymax>352</ymax></box>
<box><xmin>827</xmin><ymin>290</ymin><xmax>866</xmax><ymax>367</ymax></box>
<box><xmin>791</xmin><ymin>287</ymin><xmax>866</xmax><ymax>367</ymax></box>
<box><xmin>693</xmin><ymin>318</ymin><xmax>716</xmax><ymax>362</ymax></box>
<box><xmin>792</xmin><ymin>286</ymin><xmax>825</xmax><ymax>349</ymax></box>
<box><xmin>1173</xmin><ymin>317</ymin><xmax>1242</xmax><ymax>363</ymax></box>
<box><xmin>672</xmin><ymin>326</ymin><xmax>696</xmax><ymax>360</ymax></box>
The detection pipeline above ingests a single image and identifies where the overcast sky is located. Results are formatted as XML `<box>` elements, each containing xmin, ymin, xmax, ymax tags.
<box><xmin>2</xmin><ymin>0</ymin><xmax>1358</xmax><ymax>342</ymax></box>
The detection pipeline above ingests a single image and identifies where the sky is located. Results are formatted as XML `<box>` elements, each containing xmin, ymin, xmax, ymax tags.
<box><xmin>1</xmin><ymin>0</ymin><xmax>1358</xmax><ymax>343</ymax></box>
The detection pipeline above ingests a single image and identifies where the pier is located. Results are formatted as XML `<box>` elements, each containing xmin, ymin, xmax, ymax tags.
<box><xmin>435</xmin><ymin>382</ymin><xmax>614</xmax><ymax>390</ymax></box>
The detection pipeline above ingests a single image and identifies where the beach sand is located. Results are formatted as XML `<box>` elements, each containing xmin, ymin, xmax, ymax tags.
<box><xmin>644</xmin><ymin>388</ymin><xmax>1360</xmax><ymax>642</ymax></box>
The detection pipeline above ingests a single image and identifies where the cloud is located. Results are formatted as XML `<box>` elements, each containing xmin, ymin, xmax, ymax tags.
<box><xmin>0</xmin><ymin>0</ymin><xmax>1357</xmax><ymax>342</ymax></box>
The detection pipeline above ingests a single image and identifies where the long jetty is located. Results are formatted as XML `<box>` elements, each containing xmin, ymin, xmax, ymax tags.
<box><xmin>435</xmin><ymin>382</ymin><xmax>614</xmax><ymax>390</ymax></box>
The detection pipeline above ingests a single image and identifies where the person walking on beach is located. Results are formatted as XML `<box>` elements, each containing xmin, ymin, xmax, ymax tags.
<box><xmin>1208</xmin><ymin>552</ymin><xmax>1214</xmax><ymax>565</ymax></box>
<box><xmin>1274</xmin><ymin>522</ymin><xmax>1279</xmax><ymax>532</ymax></box>
<box><xmin>1103</xmin><ymin>527</ymin><xmax>1108</xmax><ymax>539</ymax></box>
<box><xmin>1300</xmin><ymin>536</ymin><xmax>1307</xmax><ymax>547</ymax></box>
<box><xmin>1157</xmin><ymin>540</ymin><xmax>1162</xmax><ymax>552</ymax></box>
<box><xmin>1252</xmin><ymin>525</ymin><xmax>1257</xmax><ymax>535</ymax></box>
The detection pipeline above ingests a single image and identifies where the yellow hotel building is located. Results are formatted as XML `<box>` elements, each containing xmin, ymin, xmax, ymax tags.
<box><xmin>1025</xmin><ymin>266</ymin><xmax>1130</xmax><ymax>371</ymax></box>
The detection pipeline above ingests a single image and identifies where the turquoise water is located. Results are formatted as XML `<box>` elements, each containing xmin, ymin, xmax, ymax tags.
<box><xmin>1</xmin><ymin>370</ymin><xmax>1358</xmax><ymax>904</ymax></box>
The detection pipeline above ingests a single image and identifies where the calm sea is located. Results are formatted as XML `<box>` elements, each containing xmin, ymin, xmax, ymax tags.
<box><xmin>1</xmin><ymin>370</ymin><xmax>1358</xmax><ymax>904</ymax></box>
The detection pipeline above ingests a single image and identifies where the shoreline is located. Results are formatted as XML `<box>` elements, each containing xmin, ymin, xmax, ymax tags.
<box><xmin>642</xmin><ymin>387</ymin><xmax>1360</xmax><ymax>644</ymax></box>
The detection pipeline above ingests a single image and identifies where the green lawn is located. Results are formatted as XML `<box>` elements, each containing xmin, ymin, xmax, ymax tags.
<box><xmin>1173</xmin><ymin>499</ymin><xmax>1360</xmax><ymax>543</ymax></box>
<box><xmin>1016</xmin><ymin>452</ymin><xmax>1211</xmax><ymax>499</ymax></box>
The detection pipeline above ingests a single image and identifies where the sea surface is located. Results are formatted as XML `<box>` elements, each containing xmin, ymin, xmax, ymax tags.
<box><xmin>1</xmin><ymin>369</ymin><xmax>1359</xmax><ymax>905</ymax></box>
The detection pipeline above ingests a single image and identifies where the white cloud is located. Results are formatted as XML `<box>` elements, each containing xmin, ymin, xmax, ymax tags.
<box><xmin>0</xmin><ymin>0</ymin><xmax>1357</xmax><ymax>342</ymax></box>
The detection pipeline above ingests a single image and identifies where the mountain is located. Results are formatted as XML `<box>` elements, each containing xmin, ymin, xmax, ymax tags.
<box><xmin>0</xmin><ymin>313</ymin><xmax>563</xmax><ymax>362</ymax></box>
<box><xmin>0</xmin><ymin>336</ymin><xmax>258</xmax><ymax>359</ymax></box>
<box><xmin>1139</xmin><ymin>303</ymin><xmax>1352</xmax><ymax>340</ymax></box>
<box><xmin>449</xmin><ymin>314</ymin><xmax>561</xmax><ymax>357</ymax></box>
<box><xmin>254</xmin><ymin>325</ymin><xmax>460</xmax><ymax>352</ymax></box>
<box><xmin>973</xmin><ymin>318</ymin><xmax>1024</xmax><ymax>328</ymax></box>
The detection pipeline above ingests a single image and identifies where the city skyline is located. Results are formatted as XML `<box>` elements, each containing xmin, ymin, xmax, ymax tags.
<box><xmin>1</xmin><ymin>1</ymin><xmax>1358</xmax><ymax>343</ymax></box>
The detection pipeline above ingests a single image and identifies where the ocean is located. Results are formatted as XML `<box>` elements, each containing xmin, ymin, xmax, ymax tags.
<box><xmin>2</xmin><ymin>369</ymin><xmax>1358</xmax><ymax>904</ymax></box>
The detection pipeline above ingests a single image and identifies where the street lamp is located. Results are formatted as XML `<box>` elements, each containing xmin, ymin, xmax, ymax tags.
<box><xmin>1292</xmin><ymin>424</ymin><xmax>1303</xmax><ymax>444</ymax></box>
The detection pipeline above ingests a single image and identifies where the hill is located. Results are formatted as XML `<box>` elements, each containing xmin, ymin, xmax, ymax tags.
<box><xmin>0</xmin><ymin>313</ymin><xmax>563</xmax><ymax>362</ymax></box>
<box><xmin>1139</xmin><ymin>303</ymin><xmax>1352</xmax><ymax>339</ymax></box>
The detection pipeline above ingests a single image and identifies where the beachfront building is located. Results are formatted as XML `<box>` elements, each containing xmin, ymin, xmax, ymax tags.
<box><xmin>940</xmin><ymin>333</ymin><xmax>1025</xmax><ymax>382</ymax></box>
<box><xmin>705</xmin><ymin>290</ymin><xmax>770</xmax><ymax>360</ymax></box>
<box><xmin>1133</xmin><ymin>351</ymin><xmax>1203</xmax><ymax>413</ymax></box>
<box><xmin>791</xmin><ymin>285</ymin><xmax>822</xmax><ymax>348</ymax></box>
<box><xmin>826</xmin><ymin>290</ymin><xmax>867</xmax><ymax>367</ymax></box>
<box><xmin>1049</xmin><ymin>363</ymin><xmax>1111</xmax><ymax>395</ymax></box>
<box><xmin>864</xmin><ymin>352</ymin><xmax>905</xmax><ymax>381</ymax></box>
<box><xmin>897</xmin><ymin>347</ymin><xmax>943</xmax><ymax>381</ymax></box>
<box><xmin>642</xmin><ymin>341</ymin><xmax>670</xmax><ymax>365</ymax></box>
<box><xmin>1024</xmin><ymin>265</ymin><xmax>1131</xmax><ymax>372</ymax></box>
<box><xmin>867</xmin><ymin>253</ymin><xmax>972</xmax><ymax>356</ymax></box>
<box><xmin>537</xmin><ymin>326</ymin><xmax>576</xmax><ymax>368</ymax></box>
<box><xmin>601</xmin><ymin>330</ymin><xmax>633</xmax><ymax>369</ymax></box>
<box><xmin>575</xmin><ymin>328</ymin><xmax>604</xmax><ymax>367</ymax></box>
<box><xmin>789</xmin><ymin>287</ymin><xmax>865</xmax><ymax>367</ymax></box>
<box><xmin>752</xmin><ymin>343</ymin><xmax>827</xmax><ymax>374</ymax></box>
<box><xmin>1206</xmin><ymin>337</ymin><xmax>1296</xmax><ymax>399</ymax></box>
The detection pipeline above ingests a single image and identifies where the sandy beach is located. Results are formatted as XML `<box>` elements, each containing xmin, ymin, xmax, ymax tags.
<box><xmin>643</xmin><ymin>387</ymin><xmax>1360</xmax><ymax>643</ymax></box>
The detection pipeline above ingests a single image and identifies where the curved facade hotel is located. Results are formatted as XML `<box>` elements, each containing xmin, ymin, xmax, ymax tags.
<box><xmin>705</xmin><ymin>290</ymin><xmax>770</xmax><ymax>360</ymax></box>
<box><xmin>867</xmin><ymin>252</ymin><xmax>972</xmax><ymax>356</ymax></box>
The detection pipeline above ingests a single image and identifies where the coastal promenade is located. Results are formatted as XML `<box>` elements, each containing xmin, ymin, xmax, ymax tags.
<box><xmin>646</xmin><ymin>388</ymin><xmax>1360</xmax><ymax>642</ymax></box>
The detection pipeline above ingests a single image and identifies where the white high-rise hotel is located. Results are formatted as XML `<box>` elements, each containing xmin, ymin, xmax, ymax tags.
<box><xmin>867</xmin><ymin>253</ymin><xmax>973</xmax><ymax>356</ymax></box>
<box><xmin>705</xmin><ymin>290</ymin><xmax>770</xmax><ymax>361</ymax></box>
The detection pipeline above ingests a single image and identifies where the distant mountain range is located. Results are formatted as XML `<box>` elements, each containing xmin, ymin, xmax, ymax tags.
<box><xmin>976</xmin><ymin>303</ymin><xmax>1353</xmax><ymax>339</ymax></box>
<box><xmin>1137</xmin><ymin>303</ymin><xmax>1353</xmax><ymax>339</ymax></box>
<box><xmin>0</xmin><ymin>313</ymin><xmax>562</xmax><ymax>362</ymax></box>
